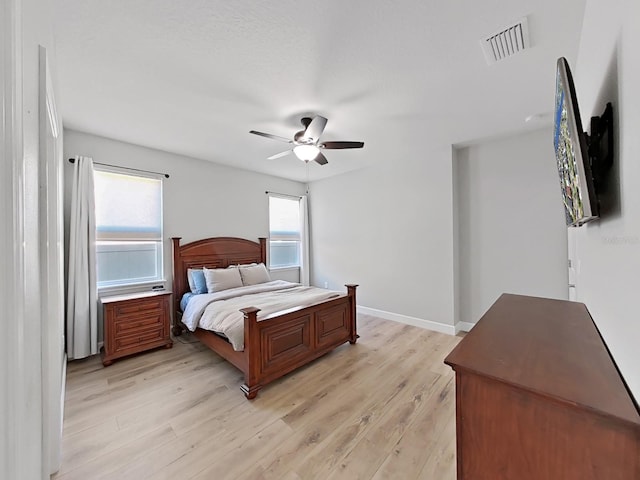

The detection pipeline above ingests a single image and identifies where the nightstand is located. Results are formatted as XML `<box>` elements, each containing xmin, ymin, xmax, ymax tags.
<box><xmin>101</xmin><ymin>290</ymin><xmax>173</xmax><ymax>366</ymax></box>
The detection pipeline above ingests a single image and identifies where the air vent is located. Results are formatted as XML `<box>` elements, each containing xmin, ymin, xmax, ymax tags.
<box><xmin>481</xmin><ymin>17</ymin><xmax>530</xmax><ymax>65</ymax></box>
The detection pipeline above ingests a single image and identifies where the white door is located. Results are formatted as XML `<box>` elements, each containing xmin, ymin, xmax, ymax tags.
<box><xmin>39</xmin><ymin>45</ymin><xmax>66</xmax><ymax>476</ymax></box>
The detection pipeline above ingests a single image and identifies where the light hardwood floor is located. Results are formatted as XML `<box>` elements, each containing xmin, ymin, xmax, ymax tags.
<box><xmin>53</xmin><ymin>314</ymin><xmax>460</xmax><ymax>480</ymax></box>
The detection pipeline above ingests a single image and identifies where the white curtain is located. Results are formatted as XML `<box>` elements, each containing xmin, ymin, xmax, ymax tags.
<box><xmin>66</xmin><ymin>156</ymin><xmax>98</xmax><ymax>359</ymax></box>
<box><xmin>300</xmin><ymin>195</ymin><xmax>310</xmax><ymax>286</ymax></box>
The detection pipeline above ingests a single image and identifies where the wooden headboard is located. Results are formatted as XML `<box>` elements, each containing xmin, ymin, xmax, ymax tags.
<box><xmin>171</xmin><ymin>237</ymin><xmax>267</xmax><ymax>313</ymax></box>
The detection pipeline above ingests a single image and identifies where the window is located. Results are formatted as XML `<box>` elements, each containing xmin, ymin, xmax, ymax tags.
<box><xmin>268</xmin><ymin>195</ymin><xmax>301</xmax><ymax>268</ymax></box>
<box><xmin>93</xmin><ymin>167</ymin><xmax>163</xmax><ymax>288</ymax></box>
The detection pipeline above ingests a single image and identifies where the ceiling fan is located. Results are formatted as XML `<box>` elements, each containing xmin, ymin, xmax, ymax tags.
<box><xmin>249</xmin><ymin>115</ymin><xmax>364</xmax><ymax>165</ymax></box>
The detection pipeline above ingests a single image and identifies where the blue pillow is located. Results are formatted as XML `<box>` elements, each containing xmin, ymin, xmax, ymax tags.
<box><xmin>187</xmin><ymin>268</ymin><xmax>207</xmax><ymax>294</ymax></box>
<box><xmin>180</xmin><ymin>292</ymin><xmax>194</xmax><ymax>312</ymax></box>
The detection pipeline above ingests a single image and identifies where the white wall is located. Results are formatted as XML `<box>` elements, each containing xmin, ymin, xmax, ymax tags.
<box><xmin>309</xmin><ymin>145</ymin><xmax>456</xmax><ymax>333</ymax></box>
<box><xmin>571</xmin><ymin>0</ymin><xmax>640</xmax><ymax>400</ymax></box>
<box><xmin>63</xmin><ymin>129</ymin><xmax>305</xmax><ymax>294</ymax></box>
<box><xmin>455</xmin><ymin>129</ymin><xmax>569</xmax><ymax>327</ymax></box>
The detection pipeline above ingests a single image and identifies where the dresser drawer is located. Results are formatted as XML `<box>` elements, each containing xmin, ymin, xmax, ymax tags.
<box><xmin>114</xmin><ymin>325</ymin><xmax>165</xmax><ymax>352</ymax></box>
<box><xmin>114</xmin><ymin>311</ymin><xmax>163</xmax><ymax>334</ymax></box>
<box><xmin>114</xmin><ymin>298</ymin><xmax>163</xmax><ymax>317</ymax></box>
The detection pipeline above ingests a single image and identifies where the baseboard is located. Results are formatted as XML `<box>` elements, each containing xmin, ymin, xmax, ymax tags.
<box><xmin>357</xmin><ymin>305</ymin><xmax>456</xmax><ymax>336</ymax></box>
<box><xmin>455</xmin><ymin>321</ymin><xmax>475</xmax><ymax>334</ymax></box>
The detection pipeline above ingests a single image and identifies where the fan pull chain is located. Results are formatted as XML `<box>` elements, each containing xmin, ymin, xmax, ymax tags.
<box><xmin>306</xmin><ymin>161</ymin><xmax>310</xmax><ymax>193</ymax></box>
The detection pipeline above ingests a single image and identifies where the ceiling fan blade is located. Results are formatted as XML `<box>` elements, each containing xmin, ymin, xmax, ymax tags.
<box><xmin>320</xmin><ymin>141</ymin><xmax>364</xmax><ymax>149</ymax></box>
<box><xmin>267</xmin><ymin>150</ymin><xmax>293</xmax><ymax>160</ymax></box>
<box><xmin>302</xmin><ymin>115</ymin><xmax>328</xmax><ymax>142</ymax></box>
<box><xmin>314</xmin><ymin>152</ymin><xmax>329</xmax><ymax>165</ymax></box>
<box><xmin>249</xmin><ymin>130</ymin><xmax>293</xmax><ymax>143</ymax></box>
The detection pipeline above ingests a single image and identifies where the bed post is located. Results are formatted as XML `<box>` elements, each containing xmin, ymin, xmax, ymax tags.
<box><xmin>258</xmin><ymin>237</ymin><xmax>267</xmax><ymax>264</ymax></box>
<box><xmin>239</xmin><ymin>307</ymin><xmax>261</xmax><ymax>399</ymax></box>
<box><xmin>346</xmin><ymin>284</ymin><xmax>358</xmax><ymax>344</ymax></box>
<box><xmin>171</xmin><ymin>237</ymin><xmax>185</xmax><ymax>336</ymax></box>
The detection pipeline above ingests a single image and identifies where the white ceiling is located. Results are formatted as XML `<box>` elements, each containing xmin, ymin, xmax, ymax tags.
<box><xmin>53</xmin><ymin>0</ymin><xmax>586</xmax><ymax>183</ymax></box>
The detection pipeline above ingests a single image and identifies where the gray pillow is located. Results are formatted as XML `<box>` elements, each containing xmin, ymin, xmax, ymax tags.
<box><xmin>239</xmin><ymin>263</ymin><xmax>271</xmax><ymax>286</ymax></box>
<box><xmin>203</xmin><ymin>266</ymin><xmax>243</xmax><ymax>293</ymax></box>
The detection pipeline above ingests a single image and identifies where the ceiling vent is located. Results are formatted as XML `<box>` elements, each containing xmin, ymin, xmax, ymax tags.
<box><xmin>481</xmin><ymin>17</ymin><xmax>530</xmax><ymax>65</ymax></box>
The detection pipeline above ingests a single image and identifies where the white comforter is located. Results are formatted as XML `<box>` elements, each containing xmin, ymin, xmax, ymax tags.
<box><xmin>181</xmin><ymin>280</ymin><xmax>340</xmax><ymax>351</ymax></box>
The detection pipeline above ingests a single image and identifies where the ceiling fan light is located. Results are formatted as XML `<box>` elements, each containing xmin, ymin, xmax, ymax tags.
<box><xmin>293</xmin><ymin>144</ymin><xmax>320</xmax><ymax>161</ymax></box>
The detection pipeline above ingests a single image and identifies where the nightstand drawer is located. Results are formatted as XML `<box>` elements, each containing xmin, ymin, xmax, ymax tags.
<box><xmin>114</xmin><ymin>311</ymin><xmax>163</xmax><ymax>334</ymax></box>
<box><xmin>114</xmin><ymin>298</ymin><xmax>163</xmax><ymax>317</ymax></box>
<box><xmin>114</xmin><ymin>325</ymin><xmax>164</xmax><ymax>351</ymax></box>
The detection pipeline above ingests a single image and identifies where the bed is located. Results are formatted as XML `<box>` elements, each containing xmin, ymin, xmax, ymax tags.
<box><xmin>171</xmin><ymin>236</ymin><xmax>358</xmax><ymax>399</ymax></box>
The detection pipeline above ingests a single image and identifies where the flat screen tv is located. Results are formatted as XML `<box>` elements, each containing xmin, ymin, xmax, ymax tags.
<box><xmin>554</xmin><ymin>57</ymin><xmax>598</xmax><ymax>227</ymax></box>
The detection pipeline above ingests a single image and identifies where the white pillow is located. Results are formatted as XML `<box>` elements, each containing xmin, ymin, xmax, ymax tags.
<box><xmin>227</xmin><ymin>262</ymin><xmax>257</xmax><ymax>269</ymax></box>
<box><xmin>203</xmin><ymin>266</ymin><xmax>243</xmax><ymax>293</ymax></box>
<box><xmin>239</xmin><ymin>263</ymin><xmax>271</xmax><ymax>286</ymax></box>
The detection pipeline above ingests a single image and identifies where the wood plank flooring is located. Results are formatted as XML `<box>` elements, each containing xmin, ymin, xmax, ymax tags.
<box><xmin>53</xmin><ymin>314</ymin><xmax>460</xmax><ymax>480</ymax></box>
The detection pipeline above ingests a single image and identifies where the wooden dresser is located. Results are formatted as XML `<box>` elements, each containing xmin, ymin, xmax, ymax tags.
<box><xmin>444</xmin><ymin>293</ymin><xmax>640</xmax><ymax>480</ymax></box>
<box><xmin>101</xmin><ymin>290</ymin><xmax>173</xmax><ymax>366</ymax></box>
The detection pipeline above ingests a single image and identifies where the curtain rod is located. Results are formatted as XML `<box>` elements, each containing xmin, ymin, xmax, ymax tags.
<box><xmin>265</xmin><ymin>190</ymin><xmax>302</xmax><ymax>199</ymax></box>
<box><xmin>68</xmin><ymin>158</ymin><xmax>170</xmax><ymax>178</ymax></box>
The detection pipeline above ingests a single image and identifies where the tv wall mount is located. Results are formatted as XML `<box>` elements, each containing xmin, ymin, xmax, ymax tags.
<box><xmin>585</xmin><ymin>102</ymin><xmax>613</xmax><ymax>190</ymax></box>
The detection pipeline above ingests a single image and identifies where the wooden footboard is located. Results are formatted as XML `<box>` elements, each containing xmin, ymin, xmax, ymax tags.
<box><xmin>240</xmin><ymin>284</ymin><xmax>357</xmax><ymax>398</ymax></box>
<box><xmin>171</xmin><ymin>236</ymin><xmax>358</xmax><ymax>399</ymax></box>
